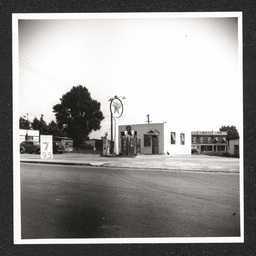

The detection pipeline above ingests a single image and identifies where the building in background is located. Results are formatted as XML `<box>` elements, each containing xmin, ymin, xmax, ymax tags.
<box><xmin>119</xmin><ymin>123</ymin><xmax>191</xmax><ymax>155</ymax></box>
<box><xmin>191</xmin><ymin>131</ymin><xmax>228</xmax><ymax>154</ymax></box>
<box><xmin>53</xmin><ymin>136</ymin><xmax>73</xmax><ymax>152</ymax></box>
<box><xmin>83</xmin><ymin>139</ymin><xmax>103</xmax><ymax>151</ymax></box>
<box><xmin>19</xmin><ymin>129</ymin><xmax>39</xmax><ymax>143</ymax></box>
<box><xmin>228</xmin><ymin>138</ymin><xmax>239</xmax><ymax>157</ymax></box>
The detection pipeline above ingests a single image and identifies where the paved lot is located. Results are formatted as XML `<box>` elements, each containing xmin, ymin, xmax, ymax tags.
<box><xmin>20</xmin><ymin>153</ymin><xmax>240</xmax><ymax>173</ymax></box>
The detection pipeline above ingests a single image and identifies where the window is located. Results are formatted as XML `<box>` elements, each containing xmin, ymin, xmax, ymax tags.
<box><xmin>171</xmin><ymin>132</ymin><xmax>176</xmax><ymax>144</ymax></box>
<box><xmin>208</xmin><ymin>137</ymin><xmax>212</xmax><ymax>143</ymax></box>
<box><xmin>217</xmin><ymin>145</ymin><xmax>226</xmax><ymax>151</ymax></box>
<box><xmin>144</xmin><ymin>135</ymin><xmax>151</xmax><ymax>147</ymax></box>
<box><xmin>193</xmin><ymin>136</ymin><xmax>197</xmax><ymax>143</ymax></box>
<box><xmin>180</xmin><ymin>133</ymin><xmax>185</xmax><ymax>145</ymax></box>
<box><xmin>200</xmin><ymin>137</ymin><xmax>203</xmax><ymax>143</ymax></box>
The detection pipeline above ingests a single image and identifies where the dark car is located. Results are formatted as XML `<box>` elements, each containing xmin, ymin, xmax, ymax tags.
<box><xmin>191</xmin><ymin>148</ymin><xmax>199</xmax><ymax>155</ymax></box>
<box><xmin>20</xmin><ymin>141</ymin><xmax>40</xmax><ymax>154</ymax></box>
<box><xmin>53</xmin><ymin>141</ymin><xmax>65</xmax><ymax>154</ymax></box>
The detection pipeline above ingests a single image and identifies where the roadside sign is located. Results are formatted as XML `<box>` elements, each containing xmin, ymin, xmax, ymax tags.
<box><xmin>40</xmin><ymin>135</ymin><xmax>53</xmax><ymax>159</ymax></box>
<box><xmin>110</xmin><ymin>97</ymin><xmax>123</xmax><ymax>118</ymax></box>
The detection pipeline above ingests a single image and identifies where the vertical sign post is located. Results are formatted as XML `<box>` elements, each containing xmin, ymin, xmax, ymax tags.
<box><xmin>109</xmin><ymin>96</ymin><xmax>124</xmax><ymax>155</ymax></box>
<box><xmin>40</xmin><ymin>135</ymin><xmax>53</xmax><ymax>160</ymax></box>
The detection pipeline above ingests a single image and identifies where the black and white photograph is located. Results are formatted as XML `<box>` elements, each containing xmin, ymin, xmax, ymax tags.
<box><xmin>13</xmin><ymin>12</ymin><xmax>243</xmax><ymax>244</ymax></box>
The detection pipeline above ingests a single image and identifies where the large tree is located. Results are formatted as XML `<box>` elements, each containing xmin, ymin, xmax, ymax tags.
<box><xmin>53</xmin><ymin>85</ymin><xmax>104</xmax><ymax>147</ymax></box>
<box><xmin>219</xmin><ymin>125</ymin><xmax>239</xmax><ymax>140</ymax></box>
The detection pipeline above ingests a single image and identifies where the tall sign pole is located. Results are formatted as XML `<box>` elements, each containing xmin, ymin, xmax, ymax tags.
<box><xmin>109</xmin><ymin>95</ymin><xmax>124</xmax><ymax>155</ymax></box>
<box><xmin>110</xmin><ymin>111</ymin><xmax>113</xmax><ymax>154</ymax></box>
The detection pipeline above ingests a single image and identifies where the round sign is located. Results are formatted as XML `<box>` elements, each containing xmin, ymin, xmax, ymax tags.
<box><xmin>126</xmin><ymin>125</ymin><xmax>131</xmax><ymax>132</ymax></box>
<box><xmin>110</xmin><ymin>98</ymin><xmax>123</xmax><ymax>118</ymax></box>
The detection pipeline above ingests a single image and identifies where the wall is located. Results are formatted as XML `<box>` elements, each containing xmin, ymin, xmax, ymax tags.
<box><xmin>163</xmin><ymin>123</ymin><xmax>191</xmax><ymax>155</ymax></box>
<box><xmin>228</xmin><ymin>139</ymin><xmax>239</xmax><ymax>155</ymax></box>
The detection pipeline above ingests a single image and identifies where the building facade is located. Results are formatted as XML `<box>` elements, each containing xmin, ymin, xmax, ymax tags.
<box><xmin>119</xmin><ymin>123</ymin><xmax>191</xmax><ymax>155</ymax></box>
<box><xmin>191</xmin><ymin>131</ymin><xmax>228</xmax><ymax>154</ymax></box>
<box><xmin>228</xmin><ymin>138</ymin><xmax>239</xmax><ymax>156</ymax></box>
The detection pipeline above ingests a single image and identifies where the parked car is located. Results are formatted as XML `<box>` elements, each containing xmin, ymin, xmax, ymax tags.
<box><xmin>20</xmin><ymin>141</ymin><xmax>40</xmax><ymax>154</ymax></box>
<box><xmin>191</xmin><ymin>148</ymin><xmax>199</xmax><ymax>155</ymax></box>
<box><xmin>53</xmin><ymin>141</ymin><xmax>65</xmax><ymax>154</ymax></box>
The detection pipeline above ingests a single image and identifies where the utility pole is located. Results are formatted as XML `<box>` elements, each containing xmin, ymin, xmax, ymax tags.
<box><xmin>25</xmin><ymin>113</ymin><xmax>29</xmax><ymax>140</ymax></box>
<box><xmin>146</xmin><ymin>114</ymin><xmax>152</xmax><ymax>124</ymax></box>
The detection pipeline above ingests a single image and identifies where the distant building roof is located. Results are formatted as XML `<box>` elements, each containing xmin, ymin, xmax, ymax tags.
<box><xmin>54</xmin><ymin>136</ymin><xmax>73</xmax><ymax>140</ymax></box>
<box><xmin>191</xmin><ymin>131</ymin><xmax>228</xmax><ymax>136</ymax></box>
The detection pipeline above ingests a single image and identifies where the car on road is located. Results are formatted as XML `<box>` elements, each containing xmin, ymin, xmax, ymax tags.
<box><xmin>191</xmin><ymin>148</ymin><xmax>199</xmax><ymax>155</ymax></box>
<box><xmin>20</xmin><ymin>140</ymin><xmax>40</xmax><ymax>154</ymax></box>
<box><xmin>53</xmin><ymin>141</ymin><xmax>65</xmax><ymax>154</ymax></box>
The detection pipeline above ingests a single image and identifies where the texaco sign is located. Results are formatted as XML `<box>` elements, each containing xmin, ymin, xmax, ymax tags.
<box><xmin>110</xmin><ymin>97</ymin><xmax>123</xmax><ymax>118</ymax></box>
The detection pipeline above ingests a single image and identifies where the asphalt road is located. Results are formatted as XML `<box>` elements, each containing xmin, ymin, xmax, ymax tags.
<box><xmin>20</xmin><ymin>163</ymin><xmax>240</xmax><ymax>239</ymax></box>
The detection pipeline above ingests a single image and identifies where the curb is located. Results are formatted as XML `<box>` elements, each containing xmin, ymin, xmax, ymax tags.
<box><xmin>21</xmin><ymin>160</ymin><xmax>100</xmax><ymax>167</ymax></box>
<box><xmin>20</xmin><ymin>160</ymin><xmax>239</xmax><ymax>173</ymax></box>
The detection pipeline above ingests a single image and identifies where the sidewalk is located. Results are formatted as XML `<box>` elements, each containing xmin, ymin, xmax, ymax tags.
<box><xmin>20</xmin><ymin>153</ymin><xmax>240</xmax><ymax>173</ymax></box>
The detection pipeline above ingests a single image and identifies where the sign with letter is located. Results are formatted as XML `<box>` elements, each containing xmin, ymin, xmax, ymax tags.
<box><xmin>40</xmin><ymin>135</ymin><xmax>53</xmax><ymax>159</ymax></box>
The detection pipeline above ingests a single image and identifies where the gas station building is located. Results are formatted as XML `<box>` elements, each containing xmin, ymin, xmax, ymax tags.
<box><xmin>118</xmin><ymin>122</ymin><xmax>191</xmax><ymax>155</ymax></box>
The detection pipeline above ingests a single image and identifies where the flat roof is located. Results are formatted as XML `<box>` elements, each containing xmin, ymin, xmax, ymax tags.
<box><xmin>119</xmin><ymin>122</ymin><xmax>166</xmax><ymax>127</ymax></box>
<box><xmin>191</xmin><ymin>131</ymin><xmax>228</xmax><ymax>135</ymax></box>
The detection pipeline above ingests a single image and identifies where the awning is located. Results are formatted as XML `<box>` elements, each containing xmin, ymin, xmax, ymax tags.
<box><xmin>145</xmin><ymin>129</ymin><xmax>160</xmax><ymax>136</ymax></box>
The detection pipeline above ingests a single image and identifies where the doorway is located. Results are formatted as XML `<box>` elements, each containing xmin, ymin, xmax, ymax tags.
<box><xmin>152</xmin><ymin>135</ymin><xmax>159</xmax><ymax>154</ymax></box>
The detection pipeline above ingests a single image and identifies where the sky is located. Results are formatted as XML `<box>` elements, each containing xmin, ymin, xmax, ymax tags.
<box><xmin>17</xmin><ymin>13</ymin><xmax>242</xmax><ymax>139</ymax></box>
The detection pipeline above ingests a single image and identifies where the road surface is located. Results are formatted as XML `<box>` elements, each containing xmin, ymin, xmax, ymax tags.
<box><xmin>20</xmin><ymin>163</ymin><xmax>240</xmax><ymax>239</ymax></box>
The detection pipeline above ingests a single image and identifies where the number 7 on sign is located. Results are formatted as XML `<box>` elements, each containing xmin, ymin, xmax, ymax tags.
<box><xmin>43</xmin><ymin>142</ymin><xmax>49</xmax><ymax>150</ymax></box>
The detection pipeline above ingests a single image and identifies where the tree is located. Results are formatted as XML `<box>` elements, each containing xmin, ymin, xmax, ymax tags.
<box><xmin>19</xmin><ymin>116</ymin><xmax>30</xmax><ymax>129</ymax></box>
<box><xmin>31</xmin><ymin>115</ymin><xmax>47</xmax><ymax>134</ymax></box>
<box><xmin>46</xmin><ymin>120</ymin><xmax>64</xmax><ymax>137</ymax></box>
<box><xmin>219</xmin><ymin>125</ymin><xmax>239</xmax><ymax>140</ymax></box>
<box><xmin>53</xmin><ymin>85</ymin><xmax>104</xmax><ymax>148</ymax></box>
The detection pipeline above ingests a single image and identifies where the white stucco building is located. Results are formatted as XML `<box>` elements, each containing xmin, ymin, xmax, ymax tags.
<box><xmin>19</xmin><ymin>129</ymin><xmax>39</xmax><ymax>143</ymax></box>
<box><xmin>119</xmin><ymin>122</ymin><xmax>191</xmax><ymax>155</ymax></box>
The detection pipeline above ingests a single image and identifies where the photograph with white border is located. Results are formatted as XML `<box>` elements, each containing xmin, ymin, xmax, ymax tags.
<box><xmin>13</xmin><ymin>12</ymin><xmax>243</xmax><ymax>244</ymax></box>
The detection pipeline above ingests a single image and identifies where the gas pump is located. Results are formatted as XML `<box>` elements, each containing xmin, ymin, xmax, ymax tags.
<box><xmin>102</xmin><ymin>132</ymin><xmax>110</xmax><ymax>156</ymax></box>
<box><xmin>121</xmin><ymin>130</ymin><xmax>137</xmax><ymax>157</ymax></box>
<box><xmin>130</xmin><ymin>130</ymin><xmax>136</xmax><ymax>157</ymax></box>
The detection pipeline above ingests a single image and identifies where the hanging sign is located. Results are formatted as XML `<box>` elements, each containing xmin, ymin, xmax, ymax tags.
<box><xmin>40</xmin><ymin>135</ymin><xmax>53</xmax><ymax>159</ymax></box>
<box><xmin>110</xmin><ymin>97</ymin><xmax>123</xmax><ymax>118</ymax></box>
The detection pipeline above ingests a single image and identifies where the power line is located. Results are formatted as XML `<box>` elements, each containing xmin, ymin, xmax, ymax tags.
<box><xmin>19</xmin><ymin>59</ymin><xmax>71</xmax><ymax>89</ymax></box>
<box><xmin>19</xmin><ymin>60</ymin><xmax>69</xmax><ymax>89</ymax></box>
<box><xmin>20</xmin><ymin>58</ymin><xmax>70</xmax><ymax>87</ymax></box>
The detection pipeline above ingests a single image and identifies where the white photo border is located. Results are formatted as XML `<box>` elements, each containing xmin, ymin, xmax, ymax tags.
<box><xmin>13</xmin><ymin>12</ymin><xmax>243</xmax><ymax>244</ymax></box>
